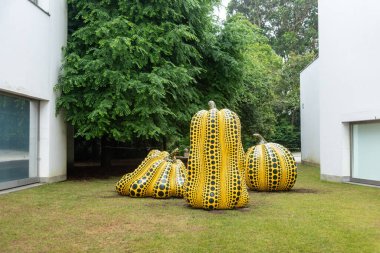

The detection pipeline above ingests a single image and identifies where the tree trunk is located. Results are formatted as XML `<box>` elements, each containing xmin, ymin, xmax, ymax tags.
<box><xmin>100</xmin><ymin>136</ymin><xmax>111</xmax><ymax>169</ymax></box>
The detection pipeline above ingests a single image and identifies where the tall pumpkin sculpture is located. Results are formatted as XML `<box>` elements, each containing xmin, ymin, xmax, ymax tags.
<box><xmin>116</xmin><ymin>149</ymin><xmax>186</xmax><ymax>198</ymax></box>
<box><xmin>185</xmin><ymin>101</ymin><xmax>249</xmax><ymax>210</ymax></box>
<box><xmin>244</xmin><ymin>134</ymin><xmax>297</xmax><ymax>191</ymax></box>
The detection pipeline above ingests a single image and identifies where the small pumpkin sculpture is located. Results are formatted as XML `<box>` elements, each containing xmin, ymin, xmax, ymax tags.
<box><xmin>185</xmin><ymin>101</ymin><xmax>249</xmax><ymax>210</ymax></box>
<box><xmin>115</xmin><ymin>148</ymin><xmax>186</xmax><ymax>198</ymax></box>
<box><xmin>244</xmin><ymin>134</ymin><xmax>297</xmax><ymax>191</ymax></box>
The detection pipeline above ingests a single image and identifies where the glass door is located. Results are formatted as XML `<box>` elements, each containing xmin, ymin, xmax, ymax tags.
<box><xmin>0</xmin><ymin>93</ymin><xmax>39</xmax><ymax>190</ymax></box>
<box><xmin>351</xmin><ymin>122</ymin><xmax>380</xmax><ymax>186</ymax></box>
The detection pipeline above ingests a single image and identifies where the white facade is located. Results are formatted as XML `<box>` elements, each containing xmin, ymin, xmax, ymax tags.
<box><xmin>300</xmin><ymin>59</ymin><xmax>320</xmax><ymax>165</ymax></box>
<box><xmin>0</xmin><ymin>0</ymin><xmax>67</xmax><ymax>188</ymax></box>
<box><xmin>301</xmin><ymin>0</ymin><xmax>380</xmax><ymax>184</ymax></box>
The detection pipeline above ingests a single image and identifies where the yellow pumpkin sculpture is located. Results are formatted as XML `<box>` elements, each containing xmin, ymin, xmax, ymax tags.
<box><xmin>185</xmin><ymin>101</ymin><xmax>249</xmax><ymax>210</ymax></box>
<box><xmin>244</xmin><ymin>134</ymin><xmax>297</xmax><ymax>191</ymax></box>
<box><xmin>115</xmin><ymin>149</ymin><xmax>186</xmax><ymax>198</ymax></box>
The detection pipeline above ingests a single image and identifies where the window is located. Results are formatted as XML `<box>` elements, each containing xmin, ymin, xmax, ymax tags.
<box><xmin>351</xmin><ymin>122</ymin><xmax>380</xmax><ymax>186</ymax></box>
<box><xmin>0</xmin><ymin>93</ymin><xmax>39</xmax><ymax>190</ymax></box>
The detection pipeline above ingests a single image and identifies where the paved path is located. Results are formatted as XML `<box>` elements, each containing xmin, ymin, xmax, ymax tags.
<box><xmin>292</xmin><ymin>152</ymin><xmax>301</xmax><ymax>163</ymax></box>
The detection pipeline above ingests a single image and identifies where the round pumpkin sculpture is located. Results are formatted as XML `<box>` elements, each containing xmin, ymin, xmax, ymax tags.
<box><xmin>185</xmin><ymin>101</ymin><xmax>249</xmax><ymax>210</ymax></box>
<box><xmin>115</xmin><ymin>148</ymin><xmax>186</xmax><ymax>198</ymax></box>
<box><xmin>244</xmin><ymin>134</ymin><xmax>297</xmax><ymax>191</ymax></box>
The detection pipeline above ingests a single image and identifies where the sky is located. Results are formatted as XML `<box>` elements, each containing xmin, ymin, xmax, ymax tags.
<box><xmin>213</xmin><ymin>0</ymin><xmax>231</xmax><ymax>22</ymax></box>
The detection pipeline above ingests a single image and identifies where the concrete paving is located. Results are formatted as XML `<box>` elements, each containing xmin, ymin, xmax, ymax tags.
<box><xmin>0</xmin><ymin>183</ymin><xmax>42</xmax><ymax>195</ymax></box>
<box><xmin>292</xmin><ymin>152</ymin><xmax>301</xmax><ymax>163</ymax></box>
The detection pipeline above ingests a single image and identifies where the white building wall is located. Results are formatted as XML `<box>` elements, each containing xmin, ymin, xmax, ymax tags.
<box><xmin>0</xmin><ymin>0</ymin><xmax>67</xmax><ymax>182</ymax></box>
<box><xmin>318</xmin><ymin>0</ymin><xmax>380</xmax><ymax>182</ymax></box>
<box><xmin>300</xmin><ymin>59</ymin><xmax>320</xmax><ymax>165</ymax></box>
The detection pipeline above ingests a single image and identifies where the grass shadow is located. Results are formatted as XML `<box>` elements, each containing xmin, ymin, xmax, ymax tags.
<box><xmin>250</xmin><ymin>188</ymin><xmax>323</xmax><ymax>195</ymax></box>
<box><xmin>289</xmin><ymin>188</ymin><xmax>321</xmax><ymax>194</ymax></box>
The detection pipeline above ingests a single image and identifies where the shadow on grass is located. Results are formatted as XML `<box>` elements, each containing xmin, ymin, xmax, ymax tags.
<box><xmin>251</xmin><ymin>188</ymin><xmax>322</xmax><ymax>194</ymax></box>
<box><xmin>289</xmin><ymin>188</ymin><xmax>320</xmax><ymax>194</ymax></box>
<box><xmin>179</xmin><ymin>203</ymin><xmax>255</xmax><ymax>214</ymax></box>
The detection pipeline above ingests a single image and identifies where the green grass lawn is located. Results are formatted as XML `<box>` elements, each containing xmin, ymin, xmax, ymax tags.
<box><xmin>0</xmin><ymin>164</ymin><xmax>379</xmax><ymax>253</ymax></box>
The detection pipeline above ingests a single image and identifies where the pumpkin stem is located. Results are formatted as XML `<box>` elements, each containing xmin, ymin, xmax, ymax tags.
<box><xmin>168</xmin><ymin>148</ymin><xmax>179</xmax><ymax>160</ymax></box>
<box><xmin>253</xmin><ymin>133</ymin><xmax>267</xmax><ymax>144</ymax></box>
<box><xmin>208</xmin><ymin>101</ymin><xmax>217</xmax><ymax>110</ymax></box>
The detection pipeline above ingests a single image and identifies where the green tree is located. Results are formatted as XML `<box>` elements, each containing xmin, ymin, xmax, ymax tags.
<box><xmin>227</xmin><ymin>0</ymin><xmax>318</xmax><ymax>58</ymax></box>
<box><xmin>200</xmin><ymin>15</ymin><xmax>282</xmax><ymax>147</ymax></box>
<box><xmin>58</xmin><ymin>1</ymin><xmax>286</xmax><ymax>157</ymax></box>
<box><xmin>198</xmin><ymin>15</ymin><xmax>250</xmax><ymax>106</ymax></box>
<box><xmin>237</xmin><ymin>41</ymin><xmax>282</xmax><ymax>147</ymax></box>
<box><xmin>56</xmin><ymin>0</ymin><xmax>217</xmax><ymax>145</ymax></box>
<box><xmin>227</xmin><ymin>0</ymin><xmax>318</xmax><ymax>149</ymax></box>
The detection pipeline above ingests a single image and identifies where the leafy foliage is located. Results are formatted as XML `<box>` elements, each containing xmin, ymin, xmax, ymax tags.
<box><xmin>58</xmin><ymin>1</ymin><xmax>287</xmax><ymax>152</ymax></box>
<box><xmin>218</xmin><ymin>16</ymin><xmax>282</xmax><ymax>147</ymax></box>
<box><xmin>56</xmin><ymin>0</ymin><xmax>217</xmax><ymax>142</ymax></box>
<box><xmin>227</xmin><ymin>0</ymin><xmax>318</xmax><ymax>149</ymax></box>
<box><xmin>227</xmin><ymin>0</ymin><xmax>318</xmax><ymax>58</ymax></box>
<box><xmin>195</xmin><ymin>15</ymin><xmax>282</xmax><ymax>148</ymax></box>
<box><xmin>58</xmin><ymin>0</ymin><xmax>315</xmax><ymax>153</ymax></box>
